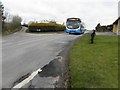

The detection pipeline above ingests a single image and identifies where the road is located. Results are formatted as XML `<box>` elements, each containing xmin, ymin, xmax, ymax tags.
<box><xmin>2</xmin><ymin>29</ymin><xmax>82</xmax><ymax>88</ymax></box>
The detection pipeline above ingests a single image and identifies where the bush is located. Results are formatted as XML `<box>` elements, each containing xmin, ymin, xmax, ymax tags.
<box><xmin>28</xmin><ymin>23</ymin><xmax>66</xmax><ymax>32</ymax></box>
<box><xmin>3</xmin><ymin>15</ymin><xmax>22</xmax><ymax>35</ymax></box>
<box><xmin>10</xmin><ymin>15</ymin><xmax>22</xmax><ymax>29</ymax></box>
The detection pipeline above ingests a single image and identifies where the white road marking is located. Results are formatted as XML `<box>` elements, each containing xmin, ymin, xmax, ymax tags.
<box><xmin>13</xmin><ymin>68</ymin><xmax>42</xmax><ymax>89</ymax></box>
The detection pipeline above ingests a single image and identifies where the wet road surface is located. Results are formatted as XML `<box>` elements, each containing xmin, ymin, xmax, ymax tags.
<box><xmin>2</xmin><ymin>29</ymin><xmax>82</xmax><ymax>88</ymax></box>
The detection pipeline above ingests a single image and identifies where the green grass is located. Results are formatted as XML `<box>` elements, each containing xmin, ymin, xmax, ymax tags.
<box><xmin>69</xmin><ymin>34</ymin><xmax>118</xmax><ymax>88</ymax></box>
<box><xmin>2</xmin><ymin>30</ymin><xmax>18</xmax><ymax>36</ymax></box>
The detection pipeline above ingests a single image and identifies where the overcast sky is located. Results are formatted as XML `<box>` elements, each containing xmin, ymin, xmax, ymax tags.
<box><xmin>1</xmin><ymin>0</ymin><xmax>119</xmax><ymax>29</ymax></box>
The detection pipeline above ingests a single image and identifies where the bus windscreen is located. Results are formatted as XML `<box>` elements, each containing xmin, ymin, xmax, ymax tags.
<box><xmin>66</xmin><ymin>20</ymin><xmax>80</xmax><ymax>29</ymax></box>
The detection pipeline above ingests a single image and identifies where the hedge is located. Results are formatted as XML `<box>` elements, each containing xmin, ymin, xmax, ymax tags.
<box><xmin>28</xmin><ymin>23</ymin><xmax>66</xmax><ymax>32</ymax></box>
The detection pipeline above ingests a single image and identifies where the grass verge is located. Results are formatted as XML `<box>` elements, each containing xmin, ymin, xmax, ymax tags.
<box><xmin>2</xmin><ymin>27</ymin><xmax>22</xmax><ymax>36</ymax></box>
<box><xmin>69</xmin><ymin>34</ymin><xmax>118</xmax><ymax>88</ymax></box>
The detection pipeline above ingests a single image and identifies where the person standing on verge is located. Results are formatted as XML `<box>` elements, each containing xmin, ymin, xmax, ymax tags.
<box><xmin>91</xmin><ymin>30</ymin><xmax>96</xmax><ymax>44</ymax></box>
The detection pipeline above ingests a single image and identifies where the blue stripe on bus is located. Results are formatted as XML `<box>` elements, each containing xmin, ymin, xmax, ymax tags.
<box><xmin>66</xmin><ymin>29</ymin><xmax>81</xmax><ymax>34</ymax></box>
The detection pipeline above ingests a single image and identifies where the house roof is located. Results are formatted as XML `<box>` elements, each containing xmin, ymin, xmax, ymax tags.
<box><xmin>113</xmin><ymin>17</ymin><xmax>120</xmax><ymax>24</ymax></box>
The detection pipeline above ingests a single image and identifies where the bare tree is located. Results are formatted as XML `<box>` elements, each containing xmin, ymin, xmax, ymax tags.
<box><xmin>10</xmin><ymin>15</ymin><xmax>22</xmax><ymax>29</ymax></box>
<box><xmin>0</xmin><ymin>1</ymin><xmax>2</xmax><ymax>32</ymax></box>
<box><xmin>0</xmin><ymin>1</ymin><xmax>6</xmax><ymax>31</ymax></box>
<box><xmin>4</xmin><ymin>15</ymin><xmax>22</xmax><ymax>32</ymax></box>
<box><xmin>49</xmin><ymin>20</ymin><xmax>56</xmax><ymax>24</ymax></box>
<box><xmin>0</xmin><ymin>1</ymin><xmax>3</xmax><ymax>16</ymax></box>
<box><xmin>4</xmin><ymin>11</ymin><xmax>11</xmax><ymax>22</ymax></box>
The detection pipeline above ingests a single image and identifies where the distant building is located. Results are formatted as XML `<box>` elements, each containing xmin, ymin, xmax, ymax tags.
<box><xmin>95</xmin><ymin>23</ymin><xmax>113</xmax><ymax>32</ymax></box>
<box><xmin>113</xmin><ymin>17</ymin><xmax>120</xmax><ymax>35</ymax></box>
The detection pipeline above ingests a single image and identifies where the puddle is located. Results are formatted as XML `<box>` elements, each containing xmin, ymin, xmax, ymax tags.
<box><xmin>17</xmin><ymin>56</ymin><xmax>63</xmax><ymax>88</ymax></box>
<box><xmin>22</xmin><ymin>75</ymin><xmax>60</xmax><ymax>88</ymax></box>
<box><xmin>38</xmin><ymin>56</ymin><xmax>63</xmax><ymax>77</ymax></box>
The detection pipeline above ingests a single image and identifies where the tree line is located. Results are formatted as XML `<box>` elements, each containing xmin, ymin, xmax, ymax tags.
<box><xmin>0</xmin><ymin>1</ymin><xmax>22</xmax><ymax>35</ymax></box>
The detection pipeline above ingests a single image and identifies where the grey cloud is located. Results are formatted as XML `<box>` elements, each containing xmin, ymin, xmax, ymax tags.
<box><xmin>1</xmin><ymin>0</ymin><xmax>119</xmax><ymax>29</ymax></box>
